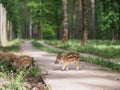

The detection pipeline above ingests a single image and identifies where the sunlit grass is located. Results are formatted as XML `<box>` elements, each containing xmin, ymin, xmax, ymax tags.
<box><xmin>5</xmin><ymin>39</ymin><xmax>20</xmax><ymax>46</ymax></box>
<box><xmin>45</xmin><ymin>40</ymin><xmax>120</xmax><ymax>58</ymax></box>
<box><xmin>81</xmin><ymin>56</ymin><xmax>120</xmax><ymax>73</ymax></box>
<box><xmin>0</xmin><ymin>39</ymin><xmax>21</xmax><ymax>52</ymax></box>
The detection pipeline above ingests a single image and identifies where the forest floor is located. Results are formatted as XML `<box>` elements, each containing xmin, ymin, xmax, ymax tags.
<box><xmin>20</xmin><ymin>40</ymin><xmax>120</xmax><ymax>90</ymax></box>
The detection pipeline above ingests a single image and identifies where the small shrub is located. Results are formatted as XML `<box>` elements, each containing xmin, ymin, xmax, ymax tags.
<box><xmin>5</xmin><ymin>71</ymin><xmax>26</xmax><ymax>90</ymax></box>
<box><xmin>29</xmin><ymin>66</ymin><xmax>42</xmax><ymax>77</ymax></box>
<box><xmin>42</xmin><ymin>24</ymin><xmax>56</xmax><ymax>39</ymax></box>
<box><xmin>0</xmin><ymin>60</ymin><xmax>10</xmax><ymax>72</ymax></box>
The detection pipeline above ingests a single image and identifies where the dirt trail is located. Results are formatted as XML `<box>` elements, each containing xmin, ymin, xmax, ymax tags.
<box><xmin>20</xmin><ymin>41</ymin><xmax>120</xmax><ymax>90</ymax></box>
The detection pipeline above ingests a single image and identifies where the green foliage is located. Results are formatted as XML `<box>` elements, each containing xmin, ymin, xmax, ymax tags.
<box><xmin>0</xmin><ymin>60</ymin><xmax>18</xmax><ymax>73</ymax></box>
<box><xmin>29</xmin><ymin>66</ymin><xmax>42</xmax><ymax>77</ymax></box>
<box><xmin>0</xmin><ymin>60</ymin><xmax>25</xmax><ymax>89</ymax></box>
<box><xmin>26</xmin><ymin>0</ymin><xmax>41</xmax><ymax>24</ymax></box>
<box><xmin>42</xmin><ymin>24</ymin><xmax>56</xmax><ymax>39</ymax></box>
<box><xmin>25</xmin><ymin>0</ymin><xmax>62</xmax><ymax>39</ymax></box>
<box><xmin>1</xmin><ymin>0</ymin><xmax>23</xmax><ymax>38</ymax></box>
<box><xmin>95</xmin><ymin>0</ymin><xmax>120</xmax><ymax>39</ymax></box>
<box><xmin>4</xmin><ymin>71</ymin><xmax>26</xmax><ymax>90</ymax></box>
<box><xmin>1</xmin><ymin>0</ymin><xmax>120</xmax><ymax>40</ymax></box>
<box><xmin>41</xmin><ymin>0</ymin><xmax>62</xmax><ymax>39</ymax></box>
<box><xmin>0</xmin><ymin>60</ymin><xmax>10</xmax><ymax>72</ymax></box>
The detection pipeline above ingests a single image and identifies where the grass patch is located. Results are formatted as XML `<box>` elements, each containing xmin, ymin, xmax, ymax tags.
<box><xmin>0</xmin><ymin>39</ymin><xmax>21</xmax><ymax>52</ymax></box>
<box><xmin>29</xmin><ymin>65</ymin><xmax>42</xmax><ymax>77</ymax></box>
<box><xmin>32</xmin><ymin>40</ymin><xmax>65</xmax><ymax>54</ymax></box>
<box><xmin>81</xmin><ymin>56</ymin><xmax>120</xmax><ymax>72</ymax></box>
<box><xmin>45</xmin><ymin>40</ymin><xmax>120</xmax><ymax>59</ymax></box>
<box><xmin>0</xmin><ymin>60</ymin><xmax>25</xmax><ymax>90</ymax></box>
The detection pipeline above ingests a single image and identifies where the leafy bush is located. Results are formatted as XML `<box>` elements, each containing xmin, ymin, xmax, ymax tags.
<box><xmin>0</xmin><ymin>62</ymin><xmax>26</xmax><ymax>90</ymax></box>
<box><xmin>0</xmin><ymin>60</ymin><xmax>18</xmax><ymax>72</ymax></box>
<box><xmin>4</xmin><ymin>71</ymin><xmax>26</xmax><ymax>90</ymax></box>
<box><xmin>42</xmin><ymin>24</ymin><xmax>56</xmax><ymax>39</ymax></box>
<box><xmin>29</xmin><ymin>66</ymin><xmax>42</xmax><ymax>77</ymax></box>
<box><xmin>0</xmin><ymin>60</ymin><xmax>10</xmax><ymax>72</ymax></box>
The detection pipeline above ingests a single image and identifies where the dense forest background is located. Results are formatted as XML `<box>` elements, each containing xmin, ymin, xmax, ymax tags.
<box><xmin>0</xmin><ymin>0</ymin><xmax>120</xmax><ymax>44</ymax></box>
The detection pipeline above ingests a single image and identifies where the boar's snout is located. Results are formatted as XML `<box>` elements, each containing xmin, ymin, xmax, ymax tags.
<box><xmin>55</xmin><ymin>60</ymin><xmax>58</xmax><ymax>64</ymax></box>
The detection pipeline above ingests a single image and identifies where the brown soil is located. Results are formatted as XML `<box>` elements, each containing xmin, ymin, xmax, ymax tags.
<box><xmin>25</xmin><ymin>74</ymin><xmax>46</xmax><ymax>90</ymax></box>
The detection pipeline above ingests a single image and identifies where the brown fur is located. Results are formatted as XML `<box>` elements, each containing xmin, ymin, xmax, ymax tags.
<box><xmin>10</xmin><ymin>55</ymin><xmax>33</xmax><ymax>70</ymax></box>
<box><xmin>0</xmin><ymin>52</ymin><xmax>17</xmax><ymax>61</ymax></box>
<box><xmin>55</xmin><ymin>52</ymin><xmax>80</xmax><ymax>71</ymax></box>
<box><xmin>18</xmin><ymin>55</ymin><xmax>32</xmax><ymax>60</ymax></box>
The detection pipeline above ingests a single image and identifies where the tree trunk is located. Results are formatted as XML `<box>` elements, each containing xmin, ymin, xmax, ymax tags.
<box><xmin>72</xmin><ymin>1</ymin><xmax>77</xmax><ymax>39</ymax></box>
<box><xmin>39</xmin><ymin>0</ymin><xmax>42</xmax><ymax>39</ymax></box>
<box><xmin>38</xmin><ymin>21</ymin><xmax>42</xmax><ymax>39</ymax></box>
<box><xmin>112</xmin><ymin>30</ymin><xmax>118</xmax><ymax>41</ymax></box>
<box><xmin>3</xmin><ymin>8</ymin><xmax>7</xmax><ymax>46</ymax></box>
<box><xmin>0</xmin><ymin>4</ymin><xmax>2</xmax><ymax>47</ymax></box>
<box><xmin>79</xmin><ymin>0</ymin><xmax>82</xmax><ymax>40</ymax></box>
<box><xmin>90</xmin><ymin>0</ymin><xmax>96</xmax><ymax>39</ymax></box>
<box><xmin>62</xmin><ymin>0</ymin><xmax>68</xmax><ymax>44</ymax></box>
<box><xmin>54</xmin><ymin>1</ymin><xmax>60</xmax><ymax>39</ymax></box>
<box><xmin>0</xmin><ymin>4</ymin><xmax>7</xmax><ymax>46</ymax></box>
<box><xmin>29</xmin><ymin>14</ymin><xmax>32</xmax><ymax>38</ymax></box>
<box><xmin>80</xmin><ymin>0</ymin><xmax>88</xmax><ymax>46</ymax></box>
<box><xmin>22</xmin><ymin>0</ymin><xmax>29</xmax><ymax>38</ymax></box>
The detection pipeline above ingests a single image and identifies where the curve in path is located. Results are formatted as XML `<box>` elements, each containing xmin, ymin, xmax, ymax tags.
<box><xmin>20</xmin><ymin>41</ymin><xmax>120</xmax><ymax>90</ymax></box>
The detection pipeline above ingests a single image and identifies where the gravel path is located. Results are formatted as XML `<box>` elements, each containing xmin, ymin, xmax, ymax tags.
<box><xmin>20</xmin><ymin>41</ymin><xmax>120</xmax><ymax>90</ymax></box>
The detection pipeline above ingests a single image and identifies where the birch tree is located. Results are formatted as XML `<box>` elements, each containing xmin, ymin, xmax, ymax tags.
<box><xmin>90</xmin><ymin>0</ymin><xmax>96</xmax><ymax>39</ymax></box>
<box><xmin>0</xmin><ymin>4</ymin><xmax>7</xmax><ymax>46</ymax></box>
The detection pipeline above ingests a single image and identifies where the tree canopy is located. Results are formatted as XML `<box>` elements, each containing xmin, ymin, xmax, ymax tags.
<box><xmin>0</xmin><ymin>0</ymin><xmax>120</xmax><ymax>41</ymax></box>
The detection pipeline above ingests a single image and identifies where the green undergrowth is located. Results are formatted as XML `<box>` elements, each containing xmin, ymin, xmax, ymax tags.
<box><xmin>0</xmin><ymin>39</ymin><xmax>21</xmax><ymax>52</ymax></box>
<box><xmin>0</xmin><ymin>40</ymin><xmax>46</xmax><ymax>90</ymax></box>
<box><xmin>45</xmin><ymin>40</ymin><xmax>120</xmax><ymax>59</ymax></box>
<box><xmin>0</xmin><ymin>59</ymin><xmax>42</xmax><ymax>90</ymax></box>
<box><xmin>32</xmin><ymin>40</ymin><xmax>65</xmax><ymax>54</ymax></box>
<box><xmin>81</xmin><ymin>56</ymin><xmax>120</xmax><ymax>72</ymax></box>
